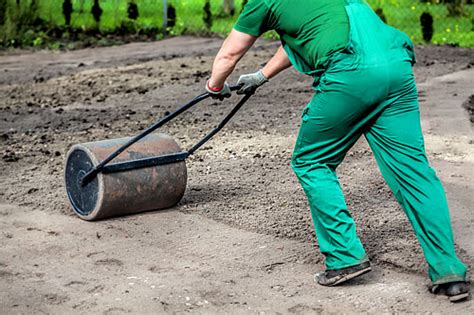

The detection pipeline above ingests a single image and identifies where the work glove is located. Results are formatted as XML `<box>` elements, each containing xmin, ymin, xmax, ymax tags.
<box><xmin>205</xmin><ymin>80</ymin><xmax>232</xmax><ymax>100</ymax></box>
<box><xmin>236</xmin><ymin>70</ymin><xmax>268</xmax><ymax>95</ymax></box>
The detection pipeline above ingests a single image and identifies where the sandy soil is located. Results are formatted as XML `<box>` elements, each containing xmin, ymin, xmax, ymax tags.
<box><xmin>0</xmin><ymin>37</ymin><xmax>473</xmax><ymax>313</ymax></box>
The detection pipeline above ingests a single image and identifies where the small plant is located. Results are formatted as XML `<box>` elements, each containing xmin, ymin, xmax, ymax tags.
<box><xmin>62</xmin><ymin>0</ymin><xmax>73</xmax><ymax>26</ymax></box>
<box><xmin>375</xmin><ymin>8</ymin><xmax>387</xmax><ymax>23</ymax></box>
<box><xmin>0</xmin><ymin>0</ymin><xmax>7</xmax><ymax>25</ymax></box>
<box><xmin>420</xmin><ymin>12</ymin><xmax>434</xmax><ymax>43</ymax></box>
<box><xmin>166</xmin><ymin>3</ymin><xmax>176</xmax><ymax>29</ymax></box>
<box><xmin>91</xmin><ymin>0</ymin><xmax>103</xmax><ymax>29</ymax></box>
<box><xmin>203</xmin><ymin>0</ymin><xmax>212</xmax><ymax>30</ymax></box>
<box><xmin>127</xmin><ymin>1</ymin><xmax>139</xmax><ymax>20</ymax></box>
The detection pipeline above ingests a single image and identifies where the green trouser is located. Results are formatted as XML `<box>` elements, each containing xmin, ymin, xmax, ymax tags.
<box><xmin>290</xmin><ymin>0</ymin><xmax>467</xmax><ymax>284</ymax></box>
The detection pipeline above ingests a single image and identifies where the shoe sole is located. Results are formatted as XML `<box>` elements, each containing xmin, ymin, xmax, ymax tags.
<box><xmin>317</xmin><ymin>267</ymin><xmax>372</xmax><ymax>287</ymax></box>
<box><xmin>449</xmin><ymin>292</ymin><xmax>470</xmax><ymax>302</ymax></box>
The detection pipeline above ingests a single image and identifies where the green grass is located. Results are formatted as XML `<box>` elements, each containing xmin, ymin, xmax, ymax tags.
<box><xmin>1</xmin><ymin>0</ymin><xmax>473</xmax><ymax>48</ymax></box>
<box><xmin>367</xmin><ymin>0</ymin><xmax>473</xmax><ymax>47</ymax></box>
<box><xmin>35</xmin><ymin>0</ymin><xmax>247</xmax><ymax>33</ymax></box>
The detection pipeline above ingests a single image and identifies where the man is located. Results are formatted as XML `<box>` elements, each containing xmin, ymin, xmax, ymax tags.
<box><xmin>205</xmin><ymin>0</ymin><xmax>469</xmax><ymax>302</ymax></box>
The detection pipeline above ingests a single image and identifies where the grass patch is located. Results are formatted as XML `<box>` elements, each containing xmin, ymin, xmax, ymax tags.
<box><xmin>368</xmin><ymin>0</ymin><xmax>473</xmax><ymax>47</ymax></box>
<box><xmin>0</xmin><ymin>0</ymin><xmax>472</xmax><ymax>49</ymax></box>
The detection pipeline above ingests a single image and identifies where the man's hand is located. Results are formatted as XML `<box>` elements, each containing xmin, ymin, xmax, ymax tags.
<box><xmin>206</xmin><ymin>80</ymin><xmax>232</xmax><ymax>100</ymax></box>
<box><xmin>208</xmin><ymin>30</ymin><xmax>258</xmax><ymax>93</ymax></box>
<box><xmin>236</xmin><ymin>70</ymin><xmax>268</xmax><ymax>95</ymax></box>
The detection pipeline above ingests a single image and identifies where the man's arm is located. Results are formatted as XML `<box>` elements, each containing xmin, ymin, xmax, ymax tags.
<box><xmin>261</xmin><ymin>45</ymin><xmax>292</xmax><ymax>79</ymax></box>
<box><xmin>208</xmin><ymin>29</ymin><xmax>258</xmax><ymax>90</ymax></box>
<box><xmin>207</xmin><ymin>30</ymin><xmax>293</xmax><ymax>96</ymax></box>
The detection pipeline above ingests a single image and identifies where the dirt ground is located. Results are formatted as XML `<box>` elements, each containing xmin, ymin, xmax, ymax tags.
<box><xmin>0</xmin><ymin>37</ymin><xmax>473</xmax><ymax>314</ymax></box>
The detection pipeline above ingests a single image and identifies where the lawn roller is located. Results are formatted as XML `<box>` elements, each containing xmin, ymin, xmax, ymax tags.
<box><xmin>65</xmin><ymin>84</ymin><xmax>252</xmax><ymax>221</ymax></box>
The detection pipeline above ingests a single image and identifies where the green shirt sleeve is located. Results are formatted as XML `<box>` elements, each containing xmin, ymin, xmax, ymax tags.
<box><xmin>233</xmin><ymin>0</ymin><xmax>273</xmax><ymax>37</ymax></box>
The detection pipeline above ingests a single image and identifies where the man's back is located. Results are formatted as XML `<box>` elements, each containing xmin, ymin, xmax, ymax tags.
<box><xmin>234</xmin><ymin>0</ymin><xmax>350</xmax><ymax>71</ymax></box>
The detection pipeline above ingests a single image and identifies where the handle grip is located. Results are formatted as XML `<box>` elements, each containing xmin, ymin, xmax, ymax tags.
<box><xmin>229</xmin><ymin>84</ymin><xmax>244</xmax><ymax>91</ymax></box>
<box><xmin>80</xmin><ymin>83</ymin><xmax>251</xmax><ymax>186</ymax></box>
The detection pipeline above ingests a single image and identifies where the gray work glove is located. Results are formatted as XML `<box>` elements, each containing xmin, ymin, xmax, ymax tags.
<box><xmin>206</xmin><ymin>80</ymin><xmax>232</xmax><ymax>100</ymax></box>
<box><xmin>236</xmin><ymin>70</ymin><xmax>268</xmax><ymax>95</ymax></box>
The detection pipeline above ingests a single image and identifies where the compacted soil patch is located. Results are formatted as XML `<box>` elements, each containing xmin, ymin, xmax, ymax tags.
<box><xmin>0</xmin><ymin>39</ymin><xmax>473</xmax><ymax>313</ymax></box>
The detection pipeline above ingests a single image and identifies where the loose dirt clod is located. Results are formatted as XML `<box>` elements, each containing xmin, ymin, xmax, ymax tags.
<box><xmin>462</xmin><ymin>94</ymin><xmax>474</xmax><ymax>123</ymax></box>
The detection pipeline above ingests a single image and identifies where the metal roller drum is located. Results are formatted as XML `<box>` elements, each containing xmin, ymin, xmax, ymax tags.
<box><xmin>65</xmin><ymin>133</ymin><xmax>187</xmax><ymax>221</ymax></box>
<box><xmin>64</xmin><ymin>85</ymin><xmax>254</xmax><ymax>221</ymax></box>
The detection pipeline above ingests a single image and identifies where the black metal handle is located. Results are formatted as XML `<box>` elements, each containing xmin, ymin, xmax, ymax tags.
<box><xmin>80</xmin><ymin>84</ymin><xmax>251</xmax><ymax>186</ymax></box>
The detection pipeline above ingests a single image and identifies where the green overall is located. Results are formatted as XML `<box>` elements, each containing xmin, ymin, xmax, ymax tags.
<box><xmin>235</xmin><ymin>0</ymin><xmax>467</xmax><ymax>284</ymax></box>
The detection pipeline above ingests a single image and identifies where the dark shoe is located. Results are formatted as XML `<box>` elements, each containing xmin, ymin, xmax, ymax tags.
<box><xmin>315</xmin><ymin>261</ymin><xmax>372</xmax><ymax>286</ymax></box>
<box><xmin>430</xmin><ymin>281</ymin><xmax>470</xmax><ymax>302</ymax></box>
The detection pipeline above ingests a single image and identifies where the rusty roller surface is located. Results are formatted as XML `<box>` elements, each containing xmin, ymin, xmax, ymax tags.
<box><xmin>65</xmin><ymin>133</ymin><xmax>187</xmax><ymax>221</ymax></box>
